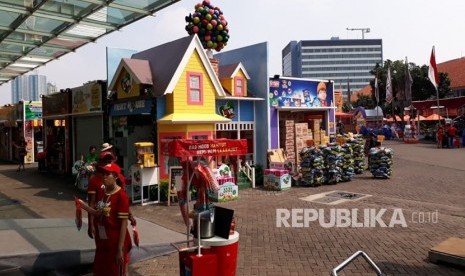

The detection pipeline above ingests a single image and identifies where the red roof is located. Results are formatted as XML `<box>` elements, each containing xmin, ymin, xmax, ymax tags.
<box><xmin>350</xmin><ymin>85</ymin><xmax>372</xmax><ymax>102</ymax></box>
<box><xmin>412</xmin><ymin>96</ymin><xmax>465</xmax><ymax>117</ymax></box>
<box><xmin>437</xmin><ymin>57</ymin><xmax>465</xmax><ymax>89</ymax></box>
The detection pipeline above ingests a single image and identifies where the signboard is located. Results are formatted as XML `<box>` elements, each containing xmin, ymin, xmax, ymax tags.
<box><xmin>169</xmin><ymin>166</ymin><xmax>183</xmax><ymax>192</ymax></box>
<box><xmin>164</xmin><ymin>139</ymin><xmax>248</xmax><ymax>157</ymax></box>
<box><xmin>110</xmin><ymin>99</ymin><xmax>151</xmax><ymax>116</ymax></box>
<box><xmin>72</xmin><ymin>82</ymin><xmax>102</xmax><ymax>114</ymax></box>
<box><xmin>43</xmin><ymin>92</ymin><xmax>70</xmax><ymax>116</ymax></box>
<box><xmin>269</xmin><ymin>78</ymin><xmax>334</xmax><ymax>108</ymax></box>
<box><xmin>25</xmin><ymin>101</ymin><xmax>42</xmax><ymax>120</ymax></box>
<box><xmin>218</xmin><ymin>101</ymin><xmax>235</xmax><ymax>119</ymax></box>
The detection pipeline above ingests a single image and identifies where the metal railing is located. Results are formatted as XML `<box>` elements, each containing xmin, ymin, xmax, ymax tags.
<box><xmin>332</xmin><ymin>250</ymin><xmax>386</xmax><ymax>276</ymax></box>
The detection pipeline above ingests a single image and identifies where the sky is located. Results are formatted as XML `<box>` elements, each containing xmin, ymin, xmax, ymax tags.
<box><xmin>1</xmin><ymin>0</ymin><xmax>465</xmax><ymax>105</ymax></box>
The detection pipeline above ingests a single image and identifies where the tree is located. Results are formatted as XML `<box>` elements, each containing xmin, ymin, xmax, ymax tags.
<box><xmin>353</xmin><ymin>94</ymin><xmax>375</xmax><ymax>109</ymax></box>
<box><xmin>369</xmin><ymin>59</ymin><xmax>451</xmax><ymax>125</ymax></box>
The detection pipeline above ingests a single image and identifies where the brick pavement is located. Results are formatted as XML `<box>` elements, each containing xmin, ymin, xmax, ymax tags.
<box><xmin>1</xmin><ymin>141</ymin><xmax>465</xmax><ymax>275</ymax></box>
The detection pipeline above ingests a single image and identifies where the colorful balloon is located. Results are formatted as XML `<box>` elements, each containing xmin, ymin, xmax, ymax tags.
<box><xmin>185</xmin><ymin>1</ymin><xmax>229</xmax><ymax>52</ymax></box>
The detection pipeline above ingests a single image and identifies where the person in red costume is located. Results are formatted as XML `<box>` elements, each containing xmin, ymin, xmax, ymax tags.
<box><xmin>92</xmin><ymin>163</ymin><xmax>132</xmax><ymax>276</ymax></box>
<box><xmin>87</xmin><ymin>151</ymin><xmax>135</xmax><ymax>239</ymax></box>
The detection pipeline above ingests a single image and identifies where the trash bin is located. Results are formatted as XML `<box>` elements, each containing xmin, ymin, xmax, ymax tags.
<box><xmin>178</xmin><ymin>248</ymin><xmax>218</xmax><ymax>276</ymax></box>
<box><xmin>195</xmin><ymin>231</ymin><xmax>239</xmax><ymax>276</ymax></box>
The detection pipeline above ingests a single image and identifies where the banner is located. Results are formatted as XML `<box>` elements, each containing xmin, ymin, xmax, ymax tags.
<box><xmin>72</xmin><ymin>82</ymin><xmax>102</xmax><ymax>114</ymax></box>
<box><xmin>164</xmin><ymin>139</ymin><xmax>247</xmax><ymax>157</ymax></box>
<box><xmin>269</xmin><ymin>78</ymin><xmax>334</xmax><ymax>108</ymax></box>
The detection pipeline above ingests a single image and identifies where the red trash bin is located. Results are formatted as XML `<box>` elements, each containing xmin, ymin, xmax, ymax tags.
<box><xmin>179</xmin><ymin>248</ymin><xmax>217</xmax><ymax>276</ymax></box>
<box><xmin>195</xmin><ymin>231</ymin><xmax>239</xmax><ymax>276</ymax></box>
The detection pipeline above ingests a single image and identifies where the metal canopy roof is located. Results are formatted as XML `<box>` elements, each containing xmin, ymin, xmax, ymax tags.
<box><xmin>0</xmin><ymin>0</ymin><xmax>180</xmax><ymax>85</ymax></box>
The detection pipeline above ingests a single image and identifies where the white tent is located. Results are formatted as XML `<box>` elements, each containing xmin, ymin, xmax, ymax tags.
<box><xmin>365</xmin><ymin>106</ymin><xmax>384</xmax><ymax>121</ymax></box>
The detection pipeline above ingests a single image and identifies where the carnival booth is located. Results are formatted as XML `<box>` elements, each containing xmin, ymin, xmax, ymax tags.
<box><xmin>71</xmin><ymin>81</ymin><xmax>106</xmax><ymax>164</ymax></box>
<box><xmin>268</xmin><ymin>77</ymin><xmax>336</xmax><ymax>177</ymax></box>
<box><xmin>165</xmin><ymin>139</ymin><xmax>246</xmax><ymax>276</ymax></box>
<box><xmin>42</xmin><ymin>91</ymin><xmax>72</xmax><ymax>174</ymax></box>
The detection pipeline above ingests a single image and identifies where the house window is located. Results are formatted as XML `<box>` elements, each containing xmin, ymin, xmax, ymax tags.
<box><xmin>234</xmin><ymin>76</ymin><xmax>244</xmax><ymax>96</ymax></box>
<box><xmin>187</xmin><ymin>72</ymin><xmax>203</xmax><ymax>105</ymax></box>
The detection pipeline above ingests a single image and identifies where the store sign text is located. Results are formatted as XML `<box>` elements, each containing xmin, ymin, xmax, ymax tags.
<box><xmin>113</xmin><ymin>100</ymin><xmax>146</xmax><ymax>112</ymax></box>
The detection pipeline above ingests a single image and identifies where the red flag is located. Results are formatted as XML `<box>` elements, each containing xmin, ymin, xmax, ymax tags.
<box><xmin>428</xmin><ymin>47</ymin><xmax>439</xmax><ymax>90</ymax></box>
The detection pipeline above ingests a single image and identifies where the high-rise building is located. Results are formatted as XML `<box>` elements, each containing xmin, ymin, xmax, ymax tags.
<box><xmin>282</xmin><ymin>38</ymin><xmax>383</xmax><ymax>92</ymax></box>
<box><xmin>47</xmin><ymin>82</ymin><xmax>58</xmax><ymax>95</ymax></box>
<box><xmin>11</xmin><ymin>74</ymin><xmax>47</xmax><ymax>103</ymax></box>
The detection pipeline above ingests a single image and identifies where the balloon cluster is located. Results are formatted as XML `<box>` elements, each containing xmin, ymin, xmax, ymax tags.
<box><xmin>185</xmin><ymin>0</ymin><xmax>229</xmax><ymax>52</ymax></box>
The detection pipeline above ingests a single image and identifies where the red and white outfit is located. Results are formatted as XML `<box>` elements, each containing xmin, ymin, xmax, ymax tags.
<box><xmin>93</xmin><ymin>187</ymin><xmax>132</xmax><ymax>276</ymax></box>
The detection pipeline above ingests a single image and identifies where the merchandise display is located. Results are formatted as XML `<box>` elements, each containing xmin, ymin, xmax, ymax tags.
<box><xmin>368</xmin><ymin>147</ymin><xmax>394</xmax><ymax>178</ymax></box>
<box><xmin>347</xmin><ymin>135</ymin><xmax>366</xmax><ymax>174</ymax></box>
<box><xmin>321</xmin><ymin>143</ymin><xmax>343</xmax><ymax>185</ymax></box>
<box><xmin>340</xmin><ymin>143</ymin><xmax>355</xmax><ymax>182</ymax></box>
<box><xmin>299</xmin><ymin>146</ymin><xmax>325</xmax><ymax>187</ymax></box>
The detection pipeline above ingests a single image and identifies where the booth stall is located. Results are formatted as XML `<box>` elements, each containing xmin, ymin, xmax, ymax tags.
<box><xmin>164</xmin><ymin>138</ymin><xmax>247</xmax><ymax>276</ymax></box>
<box><xmin>71</xmin><ymin>81</ymin><xmax>106</xmax><ymax>163</ymax></box>
<box><xmin>268</xmin><ymin>77</ymin><xmax>336</xmax><ymax>171</ymax></box>
<box><xmin>42</xmin><ymin>91</ymin><xmax>72</xmax><ymax>174</ymax></box>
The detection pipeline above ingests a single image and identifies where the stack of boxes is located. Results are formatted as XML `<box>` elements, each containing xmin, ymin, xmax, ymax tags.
<box><xmin>279</xmin><ymin>120</ymin><xmax>295</xmax><ymax>166</ymax></box>
<box><xmin>309</xmin><ymin>119</ymin><xmax>321</xmax><ymax>146</ymax></box>
<box><xmin>294</xmin><ymin>123</ymin><xmax>312</xmax><ymax>165</ymax></box>
<box><xmin>265</xmin><ymin>148</ymin><xmax>292</xmax><ymax>190</ymax></box>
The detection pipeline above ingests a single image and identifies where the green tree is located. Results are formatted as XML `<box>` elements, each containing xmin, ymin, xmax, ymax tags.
<box><xmin>369</xmin><ymin>59</ymin><xmax>451</xmax><ymax>124</ymax></box>
<box><xmin>353</xmin><ymin>94</ymin><xmax>375</xmax><ymax>109</ymax></box>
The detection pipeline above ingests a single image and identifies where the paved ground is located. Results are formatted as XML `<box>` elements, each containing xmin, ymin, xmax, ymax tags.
<box><xmin>1</xmin><ymin>140</ymin><xmax>465</xmax><ymax>275</ymax></box>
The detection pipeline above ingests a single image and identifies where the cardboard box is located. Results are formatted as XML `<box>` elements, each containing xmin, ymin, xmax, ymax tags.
<box><xmin>295</xmin><ymin>123</ymin><xmax>309</xmax><ymax>136</ymax></box>
<box><xmin>310</xmin><ymin>120</ymin><xmax>321</xmax><ymax>131</ymax></box>
<box><xmin>264</xmin><ymin>173</ymin><xmax>291</xmax><ymax>191</ymax></box>
<box><xmin>268</xmin><ymin>148</ymin><xmax>287</xmax><ymax>163</ymax></box>
<box><xmin>284</xmin><ymin>120</ymin><xmax>294</xmax><ymax>127</ymax></box>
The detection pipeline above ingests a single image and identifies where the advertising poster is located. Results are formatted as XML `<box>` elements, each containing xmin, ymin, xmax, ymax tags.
<box><xmin>24</xmin><ymin>121</ymin><xmax>34</xmax><ymax>164</ymax></box>
<box><xmin>269</xmin><ymin>78</ymin><xmax>334</xmax><ymax>108</ymax></box>
<box><xmin>72</xmin><ymin>82</ymin><xmax>102</xmax><ymax>114</ymax></box>
<box><xmin>25</xmin><ymin>101</ymin><xmax>42</xmax><ymax>120</ymax></box>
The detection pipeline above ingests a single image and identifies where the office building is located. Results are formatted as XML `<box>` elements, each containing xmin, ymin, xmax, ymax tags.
<box><xmin>282</xmin><ymin>38</ymin><xmax>383</xmax><ymax>92</ymax></box>
<box><xmin>11</xmin><ymin>74</ymin><xmax>47</xmax><ymax>103</ymax></box>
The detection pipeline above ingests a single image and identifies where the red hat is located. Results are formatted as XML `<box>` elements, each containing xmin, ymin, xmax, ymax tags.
<box><xmin>100</xmin><ymin>163</ymin><xmax>126</xmax><ymax>187</ymax></box>
<box><xmin>100</xmin><ymin>163</ymin><xmax>121</xmax><ymax>174</ymax></box>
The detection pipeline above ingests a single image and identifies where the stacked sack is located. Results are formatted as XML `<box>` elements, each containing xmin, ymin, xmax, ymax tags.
<box><xmin>320</xmin><ymin>143</ymin><xmax>343</xmax><ymax>185</ymax></box>
<box><xmin>299</xmin><ymin>146</ymin><xmax>325</xmax><ymax>186</ymax></box>
<box><xmin>340</xmin><ymin>143</ymin><xmax>355</xmax><ymax>182</ymax></box>
<box><xmin>347</xmin><ymin>135</ymin><xmax>366</xmax><ymax>174</ymax></box>
<box><xmin>368</xmin><ymin>147</ymin><xmax>393</xmax><ymax>178</ymax></box>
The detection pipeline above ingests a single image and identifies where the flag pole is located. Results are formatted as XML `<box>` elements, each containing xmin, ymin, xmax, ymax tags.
<box><xmin>432</xmin><ymin>46</ymin><xmax>441</xmax><ymax>127</ymax></box>
<box><xmin>435</xmin><ymin>86</ymin><xmax>441</xmax><ymax>127</ymax></box>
